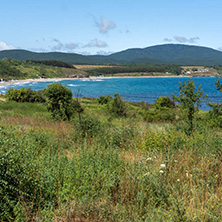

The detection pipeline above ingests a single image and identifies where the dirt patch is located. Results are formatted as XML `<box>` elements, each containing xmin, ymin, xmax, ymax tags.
<box><xmin>0</xmin><ymin>98</ymin><xmax>6</xmax><ymax>102</ymax></box>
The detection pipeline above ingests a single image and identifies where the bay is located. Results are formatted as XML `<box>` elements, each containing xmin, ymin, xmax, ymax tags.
<box><xmin>0</xmin><ymin>77</ymin><xmax>221</xmax><ymax>110</ymax></box>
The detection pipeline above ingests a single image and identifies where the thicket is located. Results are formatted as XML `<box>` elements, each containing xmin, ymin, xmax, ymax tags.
<box><xmin>6</xmin><ymin>88</ymin><xmax>46</xmax><ymax>103</ymax></box>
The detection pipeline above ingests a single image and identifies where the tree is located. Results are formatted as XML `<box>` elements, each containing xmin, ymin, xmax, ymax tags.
<box><xmin>207</xmin><ymin>76</ymin><xmax>222</xmax><ymax>127</ymax></box>
<box><xmin>215</xmin><ymin>76</ymin><xmax>222</xmax><ymax>92</ymax></box>
<box><xmin>45</xmin><ymin>83</ymin><xmax>73</xmax><ymax>120</ymax></box>
<box><xmin>172</xmin><ymin>79</ymin><xmax>207</xmax><ymax>135</ymax></box>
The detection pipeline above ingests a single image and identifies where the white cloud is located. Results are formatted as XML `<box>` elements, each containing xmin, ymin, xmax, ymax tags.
<box><xmin>163</xmin><ymin>38</ymin><xmax>173</xmax><ymax>42</ymax></box>
<box><xmin>95</xmin><ymin>16</ymin><xmax>116</xmax><ymax>34</ymax></box>
<box><xmin>164</xmin><ymin>36</ymin><xmax>200</xmax><ymax>44</ymax></box>
<box><xmin>65</xmin><ymin>43</ymin><xmax>79</xmax><ymax>50</ymax></box>
<box><xmin>96</xmin><ymin>50</ymin><xmax>113</xmax><ymax>55</ymax></box>
<box><xmin>0</xmin><ymin>41</ymin><xmax>16</xmax><ymax>50</ymax></box>
<box><xmin>51</xmin><ymin>39</ymin><xmax>80</xmax><ymax>51</ymax></box>
<box><xmin>84</xmin><ymin>39</ymin><xmax>108</xmax><ymax>48</ymax></box>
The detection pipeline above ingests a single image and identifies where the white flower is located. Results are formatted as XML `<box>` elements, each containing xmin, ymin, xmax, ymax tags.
<box><xmin>160</xmin><ymin>164</ymin><xmax>166</xmax><ymax>168</ymax></box>
<box><xmin>160</xmin><ymin>170</ymin><xmax>164</xmax><ymax>174</ymax></box>
<box><xmin>146</xmin><ymin>157</ymin><xmax>152</xmax><ymax>161</ymax></box>
<box><xmin>177</xmin><ymin>179</ymin><xmax>180</xmax><ymax>182</ymax></box>
<box><xmin>174</xmin><ymin>160</ymin><xmax>178</xmax><ymax>163</ymax></box>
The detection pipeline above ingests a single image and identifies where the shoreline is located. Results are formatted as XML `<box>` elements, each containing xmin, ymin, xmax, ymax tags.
<box><xmin>0</xmin><ymin>75</ymin><xmax>193</xmax><ymax>86</ymax></box>
<box><xmin>1</xmin><ymin>73</ymin><xmax>217</xmax><ymax>87</ymax></box>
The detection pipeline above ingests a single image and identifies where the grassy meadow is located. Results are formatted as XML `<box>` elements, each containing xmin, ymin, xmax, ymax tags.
<box><xmin>0</xmin><ymin>90</ymin><xmax>222</xmax><ymax>221</ymax></box>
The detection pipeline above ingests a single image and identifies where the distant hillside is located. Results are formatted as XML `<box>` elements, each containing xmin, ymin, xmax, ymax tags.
<box><xmin>99</xmin><ymin>44</ymin><xmax>222</xmax><ymax>65</ymax></box>
<box><xmin>1</xmin><ymin>44</ymin><xmax>222</xmax><ymax>65</ymax></box>
<box><xmin>0</xmin><ymin>50</ymin><xmax>95</xmax><ymax>64</ymax></box>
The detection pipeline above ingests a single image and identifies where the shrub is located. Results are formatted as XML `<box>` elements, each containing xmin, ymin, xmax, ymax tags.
<box><xmin>109</xmin><ymin>94</ymin><xmax>127</xmax><ymax>117</ymax></box>
<box><xmin>72</xmin><ymin>114</ymin><xmax>103</xmax><ymax>138</ymax></box>
<box><xmin>98</xmin><ymin>95</ymin><xmax>112</xmax><ymax>105</ymax></box>
<box><xmin>44</xmin><ymin>83</ymin><xmax>73</xmax><ymax>120</ymax></box>
<box><xmin>207</xmin><ymin>103</ymin><xmax>222</xmax><ymax>127</ymax></box>
<box><xmin>6</xmin><ymin>88</ymin><xmax>46</xmax><ymax>103</ymax></box>
<box><xmin>154</xmin><ymin>96</ymin><xmax>175</xmax><ymax>109</ymax></box>
<box><xmin>144</xmin><ymin>109</ymin><xmax>175</xmax><ymax>122</ymax></box>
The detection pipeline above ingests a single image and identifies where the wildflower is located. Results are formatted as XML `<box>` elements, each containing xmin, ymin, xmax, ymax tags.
<box><xmin>160</xmin><ymin>170</ymin><xmax>164</xmax><ymax>174</ymax></box>
<box><xmin>174</xmin><ymin>160</ymin><xmax>178</xmax><ymax>163</ymax></box>
<box><xmin>177</xmin><ymin>179</ymin><xmax>180</xmax><ymax>182</ymax></box>
<box><xmin>160</xmin><ymin>164</ymin><xmax>166</xmax><ymax>168</ymax></box>
<box><xmin>146</xmin><ymin>157</ymin><xmax>152</xmax><ymax>161</ymax></box>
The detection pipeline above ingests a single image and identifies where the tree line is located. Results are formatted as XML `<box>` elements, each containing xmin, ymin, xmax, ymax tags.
<box><xmin>26</xmin><ymin>60</ymin><xmax>76</xmax><ymax>69</ymax></box>
<box><xmin>86</xmin><ymin>64</ymin><xmax>183</xmax><ymax>75</ymax></box>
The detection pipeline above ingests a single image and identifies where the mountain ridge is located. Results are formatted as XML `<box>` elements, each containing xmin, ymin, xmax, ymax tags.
<box><xmin>1</xmin><ymin>44</ymin><xmax>222</xmax><ymax>65</ymax></box>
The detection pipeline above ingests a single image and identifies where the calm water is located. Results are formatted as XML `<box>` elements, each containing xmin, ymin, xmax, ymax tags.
<box><xmin>0</xmin><ymin>77</ymin><xmax>221</xmax><ymax>110</ymax></box>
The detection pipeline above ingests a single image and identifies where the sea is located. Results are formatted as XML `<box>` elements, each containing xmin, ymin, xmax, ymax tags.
<box><xmin>0</xmin><ymin>77</ymin><xmax>221</xmax><ymax>111</ymax></box>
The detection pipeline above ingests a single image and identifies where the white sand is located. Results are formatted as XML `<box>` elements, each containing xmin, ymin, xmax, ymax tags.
<box><xmin>0</xmin><ymin>75</ymin><xmax>188</xmax><ymax>86</ymax></box>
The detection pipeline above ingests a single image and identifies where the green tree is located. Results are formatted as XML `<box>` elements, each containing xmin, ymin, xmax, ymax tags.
<box><xmin>172</xmin><ymin>79</ymin><xmax>207</xmax><ymax>135</ymax></box>
<box><xmin>44</xmin><ymin>83</ymin><xmax>73</xmax><ymax>120</ymax></box>
<box><xmin>207</xmin><ymin>76</ymin><xmax>222</xmax><ymax>127</ymax></box>
<box><xmin>215</xmin><ymin>76</ymin><xmax>222</xmax><ymax>91</ymax></box>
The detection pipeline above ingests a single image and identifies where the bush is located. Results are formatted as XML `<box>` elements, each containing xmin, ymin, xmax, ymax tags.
<box><xmin>72</xmin><ymin>114</ymin><xmax>103</xmax><ymax>138</ymax></box>
<box><xmin>110</xmin><ymin>94</ymin><xmax>127</xmax><ymax>117</ymax></box>
<box><xmin>207</xmin><ymin>103</ymin><xmax>222</xmax><ymax>127</ymax></box>
<box><xmin>6</xmin><ymin>88</ymin><xmax>46</xmax><ymax>103</ymax></box>
<box><xmin>98</xmin><ymin>95</ymin><xmax>112</xmax><ymax>105</ymax></box>
<box><xmin>44</xmin><ymin>83</ymin><xmax>73</xmax><ymax>120</ymax></box>
<box><xmin>144</xmin><ymin>109</ymin><xmax>175</xmax><ymax>122</ymax></box>
<box><xmin>154</xmin><ymin>96</ymin><xmax>175</xmax><ymax>109</ymax></box>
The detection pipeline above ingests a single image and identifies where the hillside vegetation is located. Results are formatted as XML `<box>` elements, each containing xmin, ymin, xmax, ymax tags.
<box><xmin>0</xmin><ymin>79</ymin><xmax>222</xmax><ymax>221</ymax></box>
<box><xmin>0</xmin><ymin>59</ymin><xmax>184</xmax><ymax>80</ymax></box>
<box><xmin>0</xmin><ymin>59</ymin><xmax>83</xmax><ymax>80</ymax></box>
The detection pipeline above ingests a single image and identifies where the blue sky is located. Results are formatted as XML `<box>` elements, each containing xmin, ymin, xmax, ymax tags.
<box><xmin>1</xmin><ymin>0</ymin><xmax>222</xmax><ymax>55</ymax></box>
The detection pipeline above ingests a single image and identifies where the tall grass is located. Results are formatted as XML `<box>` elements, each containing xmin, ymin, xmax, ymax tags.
<box><xmin>0</xmin><ymin>101</ymin><xmax>222</xmax><ymax>221</ymax></box>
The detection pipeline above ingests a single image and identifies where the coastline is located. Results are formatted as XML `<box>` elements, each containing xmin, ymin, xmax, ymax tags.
<box><xmin>0</xmin><ymin>75</ymin><xmax>189</xmax><ymax>86</ymax></box>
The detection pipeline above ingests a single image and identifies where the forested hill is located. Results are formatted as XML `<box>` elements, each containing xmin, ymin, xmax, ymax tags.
<box><xmin>0</xmin><ymin>50</ymin><xmax>95</xmax><ymax>64</ymax></box>
<box><xmin>97</xmin><ymin>44</ymin><xmax>222</xmax><ymax>65</ymax></box>
<box><xmin>1</xmin><ymin>44</ymin><xmax>222</xmax><ymax>65</ymax></box>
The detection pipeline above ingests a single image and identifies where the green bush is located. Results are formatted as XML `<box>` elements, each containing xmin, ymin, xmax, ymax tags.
<box><xmin>98</xmin><ymin>95</ymin><xmax>112</xmax><ymax>105</ymax></box>
<box><xmin>44</xmin><ymin>83</ymin><xmax>73</xmax><ymax>120</ymax></box>
<box><xmin>154</xmin><ymin>96</ymin><xmax>175</xmax><ymax>109</ymax></box>
<box><xmin>6</xmin><ymin>88</ymin><xmax>46</xmax><ymax>103</ymax></box>
<box><xmin>72</xmin><ymin>114</ymin><xmax>103</xmax><ymax>138</ymax></box>
<box><xmin>109</xmin><ymin>94</ymin><xmax>127</xmax><ymax>117</ymax></box>
<box><xmin>206</xmin><ymin>103</ymin><xmax>222</xmax><ymax>127</ymax></box>
<box><xmin>144</xmin><ymin>109</ymin><xmax>175</xmax><ymax>122</ymax></box>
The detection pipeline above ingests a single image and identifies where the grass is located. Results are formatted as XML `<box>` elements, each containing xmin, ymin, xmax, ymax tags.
<box><xmin>0</xmin><ymin>98</ymin><xmax>222</xmax><ymax>221</ymax></box>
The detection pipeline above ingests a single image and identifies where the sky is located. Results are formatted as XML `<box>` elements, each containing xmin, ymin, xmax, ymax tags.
<box><xmin>0</xmin><ymin>0</ymin><xmax>222</xmax><ymax>55</ymax></box>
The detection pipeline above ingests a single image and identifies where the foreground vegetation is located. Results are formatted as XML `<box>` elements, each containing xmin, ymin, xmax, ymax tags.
<box><xmin>1</xmin><ymin>80</ymin><xmax>222</xmax><ymax>221</ymax></box>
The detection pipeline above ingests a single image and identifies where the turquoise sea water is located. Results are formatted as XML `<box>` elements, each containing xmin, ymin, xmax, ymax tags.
<box><xmin>0</xmin><ymin>77</ymin><xmax>221</xmax><ymax>110</ymax></box>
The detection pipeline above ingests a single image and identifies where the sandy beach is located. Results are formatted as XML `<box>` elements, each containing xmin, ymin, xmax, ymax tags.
<box><xmin>0</xmin><ymin>75</ymin><xmax>187</xmax><ymax>86</ymax></box>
